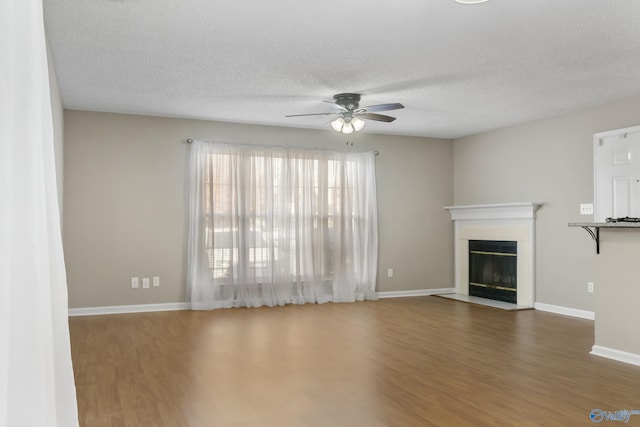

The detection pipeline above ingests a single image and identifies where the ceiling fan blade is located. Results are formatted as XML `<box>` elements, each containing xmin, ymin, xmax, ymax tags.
<box><xmin>322</xmin><ymin>100</ymin><xmax>347</xmax><ymax>110</ymax></box>
<box><xmin>361</xmin><ymin>113</ymin><xmax>397</xmax><ymax>123</ymax></box>
<box><xmin>285</xmin><ymin>112</ymin><xmax>338</xmax><ymax>118</ymax></box>
<box><xmin>362</xmin><ymin>103</ymin><xmax>404</xmax><ymax>113</ymax></box>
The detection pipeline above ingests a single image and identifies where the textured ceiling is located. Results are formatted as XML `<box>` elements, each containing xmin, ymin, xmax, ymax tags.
<box><xmin>44</xmin><ymin>0</ymin><xmax>640</xmax><ymax>139</ymax></box>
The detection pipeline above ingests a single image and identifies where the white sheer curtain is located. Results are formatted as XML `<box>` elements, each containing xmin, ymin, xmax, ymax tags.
<box><xmin>187</xmin><ymin>141</ymin><xmax>378</xmax><ymax>309</ymax></box>
<box><xmin>0</xmin><ymin>1</ymin><xmax>79</xmax><ymax>426</ymax></box>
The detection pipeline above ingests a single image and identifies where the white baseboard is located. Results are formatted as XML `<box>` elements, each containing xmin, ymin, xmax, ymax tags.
<box><xmin>376</xmin><ymin>288</ymin><xmax>455</xmax><ymax>299</ymax></box>
<box><xmin>68</xmin><ymin>291</ymin><xmax>455</xmax><ymax>316</ymax></box>
<box><xmin>68</xmin><ymin>302</ymin><xmax>189</xmax><ymax>317</ymax></box>
<box><xmin>534</xmin><ymin>302</ymin><xmax>595</xmax><ymax>320</ymax></box>
<box><xmin>591</xmin><ymin>345</ymin><xmax>640</xmax><ymax>367</ymax></box>
<box><xmin>68</xmin><ymin>296</ymin><xmax>593</xmax><ymax>322</ymax></box>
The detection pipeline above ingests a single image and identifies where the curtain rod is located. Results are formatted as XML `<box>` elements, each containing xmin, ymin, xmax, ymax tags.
<box><xmin>185</xmin><ymin>138</ymin><xmax>378</xmax><ymax>155</ymax></box>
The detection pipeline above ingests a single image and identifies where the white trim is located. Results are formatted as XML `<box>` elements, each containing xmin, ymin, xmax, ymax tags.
<box><xmin>68</xmin><ymin>302</ymin><xmax>189</xmax><ymax>317</ymax></box>
<box><xmin>591</xmin><ymin>345</ymin><xmax>640</xmax><ymax>367</ymax></box>
<box><xmin>68</xmin><ymin>291</ymin><xmax>458</xmax><ymax>315</ymax></box>
<box><xmin>534</xmin><ymin>302</ymin><xmax>595</xmax><ymax>320</ymax></box>
<box><xmin>376</xmin><ymin>288</ymin><xmax>455</xmax><ymax>299</ymax></box>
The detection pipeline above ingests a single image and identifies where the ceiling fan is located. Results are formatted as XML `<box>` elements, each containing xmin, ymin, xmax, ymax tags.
<box><xmin>285</xmin><ymin>93</ymin><xmax>404</xmax><ymax>134</ymax></box>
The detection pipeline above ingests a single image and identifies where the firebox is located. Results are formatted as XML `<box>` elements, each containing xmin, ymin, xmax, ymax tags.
<box><xmin>468</xmin><ymin>240</ymin><xmax>517</xmax><ymax>304</ymax></box>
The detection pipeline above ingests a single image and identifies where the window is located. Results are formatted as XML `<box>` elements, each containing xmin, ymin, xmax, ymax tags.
<box><xmin>187</xmin><ymin>141</ymin><xmax>379</xmax><ymax>309</ymax></box>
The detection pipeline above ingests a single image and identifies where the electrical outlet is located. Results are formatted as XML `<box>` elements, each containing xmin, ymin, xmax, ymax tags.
<box><xmin>580</xmin><ymin>203</ymin><xmax>594</xmax><ymax>215</ymax></box>
<box><xmin>142</xmin><ymin>277</ymin><xmax>150</xmax><ymax>289</ymax></box>
<box><xmin>387</xmin><ymin>268</ymin><xmax>394</xmax><ymax>278</ymax></box>
<box><xmin>131</xmin><ymin>277</ymin><xmax>139</xmax><ymax>289</ymax></box>
<box><xmin>153</xmin><ymin>276</ymin><xmax>160</xmax><ymax>287</ymax></box>
<box><xmin>587</xmin><ymin>282</ymin><xmax>594</xmax><ymax>293</ymax></box>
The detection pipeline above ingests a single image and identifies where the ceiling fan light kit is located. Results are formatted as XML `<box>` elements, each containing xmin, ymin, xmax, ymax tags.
<box><xmin>331</xmin><ymin>116</ymin><xmax>366</xmax><ymax>134</ymax></box>
<box><xmin>286</xmin><ymin>93</ymin><xmax>404</xmax><ymax>134</ymax></box>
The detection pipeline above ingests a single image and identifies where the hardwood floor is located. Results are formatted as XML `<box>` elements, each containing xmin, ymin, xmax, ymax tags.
<box><xmin>69</xmin><ymin>297</ymin><xmax>640</xmax><ymax>426</ymax></box>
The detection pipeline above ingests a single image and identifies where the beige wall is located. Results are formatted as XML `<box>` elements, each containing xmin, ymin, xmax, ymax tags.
<box><xmin>454</xmin><ymin>94</ymin><xmax>640</xmax><ymax>312</ymax></box>
<box><xmin>63</xmin><ymin>111</ymin><xmax>453</xmax><ymax>308</ymax></box>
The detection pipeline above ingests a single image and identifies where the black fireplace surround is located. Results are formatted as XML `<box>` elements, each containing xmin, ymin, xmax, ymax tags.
<box><xmin>468</xmin><ymin>240</ymin><xmax>517</xmax><ymax>304</ymax></box>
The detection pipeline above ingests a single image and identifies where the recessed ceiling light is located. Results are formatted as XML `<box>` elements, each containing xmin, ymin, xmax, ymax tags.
<box><xmin>455</xmin><ymin>0</ymin><xmax>489</xmax><ymax>3</ymax></box>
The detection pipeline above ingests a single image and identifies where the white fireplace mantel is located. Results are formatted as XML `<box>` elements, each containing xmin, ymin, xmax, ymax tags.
<box><xmin>444</xmin><ymin>202</ymin><xmax>543</xmax><ymax>221</ymax></box>
<box><xmin>444</xmin><ymin>202</ymin><xmax>543</xmax><ymax>308</ymax></box>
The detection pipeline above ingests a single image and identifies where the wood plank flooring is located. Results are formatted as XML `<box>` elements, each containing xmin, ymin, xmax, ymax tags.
<box><xmin>69</xmin><ymin>296</ymin><xmax>640</xmax><ymax>426</ymax></box>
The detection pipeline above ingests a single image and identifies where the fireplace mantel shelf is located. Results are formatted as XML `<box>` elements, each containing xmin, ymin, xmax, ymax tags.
<box><xmin>569</xmin><ymin>222</ymin><xmax>640</xmax><ymax>254</ymax></box>
<box><xmin>445</xmin><ymin>203</ymin><xmax>543</xmax><ymax>221</ymax></box>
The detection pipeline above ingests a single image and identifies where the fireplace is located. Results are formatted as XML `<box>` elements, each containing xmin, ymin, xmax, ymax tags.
<box><xmin>468</xmin><ymin>240</ymin><xmax>517</xmax><ymax>304</ymax></box>
<box><xmin>444</xmin><ymin>203</ymin><xmax>542</xmax><ymax>308</ymax></box>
